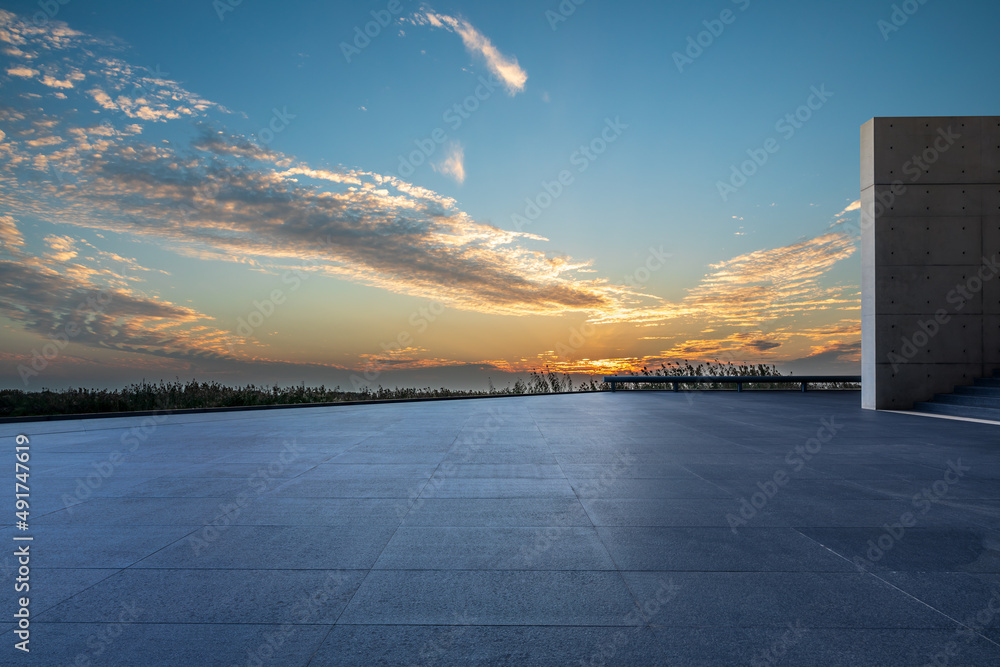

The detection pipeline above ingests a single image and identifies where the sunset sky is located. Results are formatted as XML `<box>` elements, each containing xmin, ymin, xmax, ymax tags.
<box><xmin>1</xmin><ymin>0</ymin><xmax>998</xmax><ymax>391</ymax></box>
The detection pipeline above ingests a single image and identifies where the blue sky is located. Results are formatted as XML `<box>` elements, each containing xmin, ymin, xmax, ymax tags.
<box><xmin>1</xmin><ymin>0</ymin><xmax>998</xmax><ymax>390</ymax></box>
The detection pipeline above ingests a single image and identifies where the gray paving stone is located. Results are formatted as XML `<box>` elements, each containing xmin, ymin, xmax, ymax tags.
<box><xmin>133</xmin><ymin>525</ymin><xmax>396</xmax><ymax>570</ymax></box>
<box><xmin>798</xmin><ymin>527</ymin><xmax>1000</xmax><ymax>573</ymax></box>
<box><xmin>313</xmin><ymin>625</ymin><xmax>670</xmax><ymax>666</ymax></box>
<box><xmin>399</xmin><ymin>497</ymin><xmax>592</xmax><ymax>527</ymax></box>
<box><xmin>339</xmin><ymin>570</ymin><xmax>642</xmax><ymax>625</ymax></box>
<box><xmin>570</xmin><ymin>477</ymin><xmax>732</xmax><ymax>499</ymax></box>
<box><xmin>417</xmin><ymin>477</ymin><xmax>576</xmax><ymax>498</ymax></box>
<box><xmin>650</xmin><ymin>627</ymin><xmax>1000</xmax><ymax>666</ymax></box>
<box><xmin>223</xmin><ymin>497</ymin><xmax>409</xmax><ymax>526</ymax></box>
<box><xmin>430</xmin><ymin>463</ymin><xmax>565</xmax><ymax>478</ymax></box>
<box><xmin>267</xmin><ymin>475</ymin><xmax>432</xmax><ymax>498</ymax></box>
<box><xmin>0</xmin><ymin>568</ymin><xmax>119</xmax><ymax>616</ymax></box>
<box><xmin>624</xmin><ymin>570</ymin><xmax>955</xmax><ymax>629</ymax></box>
<box><xmin>31</xmin><ymin>496</ymin><xmax>239</xmax><ymax>527</ymax></box>
<box><xmin>373</xmin><ymin>526</ymin><xmax>616</xmax><ymax>570</ymax></box>
<box><xmin>0</xmin><ymin>623</ymin><xmax>329</xmax><ymax>666</ymax></box>
<box><xmin>40</xmin><ymin>568</ymin><xmax>365</xmax><ymax>624</ymax></box>
<box><xmin>597</xmin><ymin>527</ymin><xmax>855</xmax><ymax>572</ymax></box>
<box><xmin>2</xmin><ymin>525</ymin><xmax>197</xmax><ymax>568</ymax></box>
<box><xmin>298</xmin><ymin>462</ymin><xmax>439</xmax><ymax>479</ymax></box>
<box><xmin>561</xmin><ymin>462</ymin><xmax>699</xmax><ymax>479</ymax></box>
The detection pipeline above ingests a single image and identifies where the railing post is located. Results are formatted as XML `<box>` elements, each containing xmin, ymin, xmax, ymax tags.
<box><xmin>610</xmin><ymin>381</ymin><xmax>616</xmax><ymax>392</ymax></box>
<box><xmin>737</xmin><ymin>382</ymin><xmax>742</xmax><ymax>393</ymax></box>
<box><xmin>673</xmin><ymin>382</ymin><xmax>678</xmax><ymax>392</ymax></box>
<box><xmin>801</xmin><ymin>382</ymin><xmax>807</xmax><ymax>393</ymax></box>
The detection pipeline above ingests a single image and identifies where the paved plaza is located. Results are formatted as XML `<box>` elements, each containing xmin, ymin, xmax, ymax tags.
<box><xmin>2</xmin><ymin>391</ymin><xmax>999</xmax><ymax>665</ymax></box>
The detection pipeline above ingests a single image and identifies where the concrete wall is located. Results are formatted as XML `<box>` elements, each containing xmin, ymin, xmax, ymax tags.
<box><xmin>862</xmin><ymin>116</ymin><xmax>1000</xmax><ymax>410</ymax></box>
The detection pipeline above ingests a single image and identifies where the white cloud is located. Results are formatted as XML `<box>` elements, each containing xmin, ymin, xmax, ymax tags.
<box><xmin>682</xmin><ymin>232</ymin><xmax>857</xmax><ymax>326</ymax></box>
<box><xmin>0</xmin><ymin>215</ymin><xmax>24</xmax><ymax>250</ymax></box>
<box><xmin>43</xmin><ymin>234</ymin><xmax>78</xmax><ymax>262</ymax></box>
<box><xmin>417</xmin><ymin>11</ymin><xmax>527</xmax><ymax>95</ymax></box>
<box><xmin>40</xmin><ymin>71</ymin><xmax>83</xmax><ymax>88</ymax></box>
<box><xmin>6</xmin><ymin>65</ymin><xmax>37</xmax><ymax>77</ymax></box>
<box><xmin>26</xmin><ymin>135</ymin><xmax>63</xmax><ymax>147</ymax></box>
<box><xmin>432</xmin><ymin>141</ymin><xmax>466</xmax><ymax>184</ymax></box>
<box><xmin>836</xmin><ymin>200</ymin><xmax>861</xmax><ymax>217</ymax></box>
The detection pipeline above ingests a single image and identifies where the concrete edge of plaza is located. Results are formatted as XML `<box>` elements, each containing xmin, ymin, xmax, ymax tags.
<box><xmin>0</xmin><ymin>389</ymin><xmax>866</xmax><ymax>426</ymax></box>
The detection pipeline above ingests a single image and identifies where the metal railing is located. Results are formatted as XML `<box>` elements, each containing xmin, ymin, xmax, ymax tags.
<box><xmin>602</xmin><ymin>375</ymin><xmax>862</xmax><ymax>393</ymax></box>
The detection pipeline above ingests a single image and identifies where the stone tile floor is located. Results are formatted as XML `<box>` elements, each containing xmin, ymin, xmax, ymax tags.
<box><xmin>1</xmin><ymin>391</ymin><xmax>999</xmax><ymax>665</ymax></box>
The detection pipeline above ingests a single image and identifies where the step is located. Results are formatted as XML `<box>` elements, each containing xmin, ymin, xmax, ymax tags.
<box><xmin>974</xmin><ymin>378</ymin><xmax>1000</xmax><ymax>389</ymax></box>
<box><xmin>954</xmin><ymin>385</ymin><xmax>1000</xmax><ymax>398</ymax></box>
<box><xmin>913</xmin><ymin>401</ymin><xmax>1000</xmax><ymax>422</ymax></box>
<box><xmin>932</xmin><ymin>393</ymin><xmax>1000</xmax><ymax>409</ymax></box>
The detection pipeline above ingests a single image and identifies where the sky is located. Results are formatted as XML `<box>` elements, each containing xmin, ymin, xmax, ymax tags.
<box><xmin>0</xmin><ymin>0</ymin><xmax>998</xmax><ymax>392</ymax></box>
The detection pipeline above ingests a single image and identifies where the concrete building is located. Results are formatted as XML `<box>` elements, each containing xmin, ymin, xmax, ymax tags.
<box><xmin>861</xmin><ymin>116</ymin><xmax>1000</xmax><ymax>410</ymax></box>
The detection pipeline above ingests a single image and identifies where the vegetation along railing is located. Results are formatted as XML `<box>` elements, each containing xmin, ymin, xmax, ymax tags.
<box><xmin>602</xmin><ymin>376</ymin><xmax>862</xmax><ymax>393</ymax></box>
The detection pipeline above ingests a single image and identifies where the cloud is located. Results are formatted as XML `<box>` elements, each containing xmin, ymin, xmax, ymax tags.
<box><xmin>0</xmin><ymin>259</ymin><xmax>239</xmax><ymax>365</ymax></box>
<box><xmin>0</xmin><ymin>8</ymin><xmax>626</xmax><ymax>326</ymax></box>
<box><xmin>40</xmin><ymin>72</ymin><xmax>82</xmax><ymax>88</ymax></box>
<box><xmin>43</xmin><ymin>234</ymin><xmax>78</xmax><ymax>262</ymax></box>
<box><xmin>682</xmin><ymin>232</ymin><xmax>857</xmax><ymax>327</ymax></box>
<box><xmin>784</xmin><ymin>340</ymin><xmax>861</xmax><ymax>367</ymax></box>
<box><xmin>0</xmin><ymin>215</ymin><xmax>24</xmax><ymax>250</ymax></box>
<box><xmin>2</xmin><ymin>105</ymin><xmax>630</xmax><ymax>320</ymax></box>
<box><xmin>745</xmin><ymin>339</ymin><xmax>782</xmax><ymax>352</ymax></box>
<box><xmin>432</xmin><ymin>141</ymin><xmax>466</xmax><ymax>183</ymax></box>
<box><xmin>26</xmin><ymin>135</ymin><xmax>63</xmax><ymax>147</ymax></box>
<box><xmin>836</xmin><ymin>200</ymin><xmax>861</xmax><ymax>217</ymax></box>
<box><xmin>6</xmin><ymin>65</ymin><xmax>38</xmax><ymax>77</ymax></box>
<box><xmin>415</xmin><ymin>11</ymin><xmax>527</xmax><ymax>95</ymax></box>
